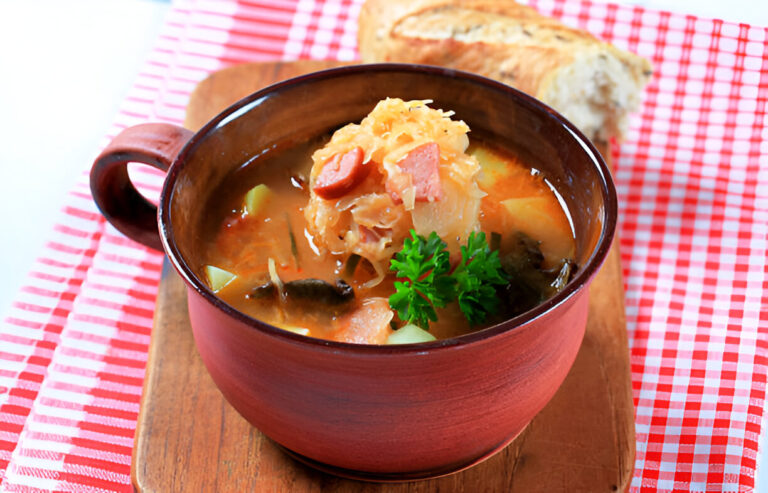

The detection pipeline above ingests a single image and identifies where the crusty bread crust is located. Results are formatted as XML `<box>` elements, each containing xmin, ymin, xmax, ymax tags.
<box><xmin>358</xmin><ymin>0</ymin><xmax>652</xmax><ymax>142</ymax></box>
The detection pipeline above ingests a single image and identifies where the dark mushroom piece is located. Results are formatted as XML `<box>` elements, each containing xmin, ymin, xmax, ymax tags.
<box><xmin>247</xmin><ymin>278</ymin><xmax>354</xmax><ymax>306</ymax></box>
<box><xmin>285</xmin><ymin>278</ymin><xmax>354</xmax><ymax>305</ymax></box>
<box><xmin>498</xmin><ymin>232</ymin><xmax>577</xmax><ymax>318</ymax></box>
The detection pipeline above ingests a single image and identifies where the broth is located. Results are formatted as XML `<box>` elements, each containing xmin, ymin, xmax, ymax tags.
<box><xmin>202</xmin><ymin>135</ymin><xmax>575</xmax><ymax>342</ymax></box>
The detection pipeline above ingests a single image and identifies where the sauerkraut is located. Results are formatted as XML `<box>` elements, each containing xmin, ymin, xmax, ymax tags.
<box><xmin>304</xmin><ymin>98</ymin><xmax>484</xmax><ymax>284</ymax></box>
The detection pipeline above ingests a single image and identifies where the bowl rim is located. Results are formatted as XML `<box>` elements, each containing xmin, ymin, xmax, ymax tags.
<box><xmin>159</xmin><ymin>62</ymin><xmax>617</xmax><ymax>353</ymax></box>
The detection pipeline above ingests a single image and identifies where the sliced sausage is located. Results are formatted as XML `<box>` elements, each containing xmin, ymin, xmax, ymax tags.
<box><xmin>313</xmin><ymin>146</ymin><xmax>368</xmax><ymax>199</ymax></box>
<box><xmin>387</xmin><ymin>142</ymin><xmax>442</xmax><ymax>203</ymax></box>
<box><xmin>330</xmin><ymin>297</ymin><xmax>394</xmax><ymax>344</ymax></box>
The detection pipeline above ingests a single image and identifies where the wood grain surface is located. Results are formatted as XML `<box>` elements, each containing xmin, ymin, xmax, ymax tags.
<box><xmin>131</xmin><ymin>61</ymin><xmax>635</xmax><ymax>492</ymax></box>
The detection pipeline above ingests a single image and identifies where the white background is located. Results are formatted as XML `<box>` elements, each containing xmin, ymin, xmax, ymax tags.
<box><xmin>0</xmin><ymin>0</ymin><xmax>170</xmax><ymax>316</ymax></box>
<box><xmin>0</xmin><ymin>0</ymin><xmax>766</xmax><ymax>488</ymax></box>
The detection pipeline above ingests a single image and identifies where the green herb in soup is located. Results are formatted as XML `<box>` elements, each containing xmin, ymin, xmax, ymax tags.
<box><xmin>202</xmin><ymin>98</ymin><xmax>576</xmax><ymax>343</ymax></box>
<box><xmin>389</xmin><ymin>230</ymin><xmax>508</xmax><ymax>330</ymax></box>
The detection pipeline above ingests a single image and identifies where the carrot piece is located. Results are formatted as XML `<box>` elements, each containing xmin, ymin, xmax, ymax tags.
<box><xmin>313</xmin><ymin>147</ymin><xmax>368</xmax><ymax>199</ymax></box>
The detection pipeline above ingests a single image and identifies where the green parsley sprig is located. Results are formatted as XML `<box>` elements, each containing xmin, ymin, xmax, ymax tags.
<box><xmin>451</xmin><ymin>231</ymin><xmax>508</xmax><ymax>325</ymax></box>
<box><xmin>388</xmin><ymin>230</ymin><xmax>508</xmax><ymax>329</ymax></box>
<box><xmin>389</xmin><ymin>231</ymin><xmax>455</xmax><ymax>329</ymax></box>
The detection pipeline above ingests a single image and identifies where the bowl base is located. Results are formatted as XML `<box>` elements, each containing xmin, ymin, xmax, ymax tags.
<box><xmin>277</xmin><ymin>427</ymin><xmax>526</xmax><ymax>483</ymax></box>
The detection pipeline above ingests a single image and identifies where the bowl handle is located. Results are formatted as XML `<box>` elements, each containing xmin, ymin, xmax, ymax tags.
<box><xmin>90</xmin><ymin>123</ymin><xmax>194</xmax><ymax>251</ymax></box>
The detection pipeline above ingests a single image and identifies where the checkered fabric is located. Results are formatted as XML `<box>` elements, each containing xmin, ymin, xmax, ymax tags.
<box><xmin>0</xmin><ymin>0</ymin><xmax>765</xmax><ymax>491</ymax></box>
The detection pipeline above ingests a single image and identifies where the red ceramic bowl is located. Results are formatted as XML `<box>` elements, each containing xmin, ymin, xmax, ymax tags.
<box><xmin>90</xmin><ymin>64</ymin><xmax>616</xmax><ymax>481</ymax></box>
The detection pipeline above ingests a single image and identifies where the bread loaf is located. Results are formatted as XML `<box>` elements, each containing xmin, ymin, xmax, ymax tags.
<box><xmin>358</xmin><ymin>0</ymin><xmax>652</xmax><ymax>142</ymax></box>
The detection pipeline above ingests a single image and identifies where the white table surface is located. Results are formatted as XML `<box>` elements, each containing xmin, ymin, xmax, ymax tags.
<box><xmin>0</xmin><ymin>0</ymin><xmax>766</xmax><ymax>488</ymax></box>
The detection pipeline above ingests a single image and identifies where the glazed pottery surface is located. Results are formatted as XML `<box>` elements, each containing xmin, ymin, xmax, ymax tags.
<box><xmin>90</xmin><ymin>64</ymin><xmax>616</xmax><ymax>480</ymax></box>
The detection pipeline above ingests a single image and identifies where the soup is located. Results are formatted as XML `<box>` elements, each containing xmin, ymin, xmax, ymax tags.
<box><xmin>201</xmin><ymin>99</ymin><xmax>575</xmax><ymax>344</ymax></box>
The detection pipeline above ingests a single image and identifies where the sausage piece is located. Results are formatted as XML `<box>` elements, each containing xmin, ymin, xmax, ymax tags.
<box><xmin>400</xmin><ymin>142</ymin><xmax>442</xmax><ymax>201</ymax></box>
<box><xmin>313</xmin><ymin>147</ymin><xmax>368</xmax><ymax>199</ymax></box>
<box><xmin>387</xmin><ymin>142</ymin><xmax>443</xmax><ymax>203</ymax></box>
<box><xmin>330</xmin><ymin>297</ymin><xmax>394</xmax><ymax>344</ymax></box>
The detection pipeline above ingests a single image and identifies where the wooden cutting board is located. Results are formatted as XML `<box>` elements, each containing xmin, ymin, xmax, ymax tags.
<box><xmin>131</xmin><ymin>61</ymin><xmax>635</xmax><ymax>492</ymax></box>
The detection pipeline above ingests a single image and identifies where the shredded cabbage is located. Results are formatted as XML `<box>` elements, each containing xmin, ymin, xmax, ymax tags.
<box><xmin>304</xmin><ymin>98</ymin><xmax>483</xmax><ymax>285</ymax></box>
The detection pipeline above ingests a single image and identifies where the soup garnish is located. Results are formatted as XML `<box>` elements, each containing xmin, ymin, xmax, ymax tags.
<box><xmin>202</xmin><ymin>98</ymin><xmax>576</xmax><ymax>344</ymax></box>
<box><xmin>389</xmin><ymin>230</ymin><xmax>507</xmax><ymax>330</ymax></box>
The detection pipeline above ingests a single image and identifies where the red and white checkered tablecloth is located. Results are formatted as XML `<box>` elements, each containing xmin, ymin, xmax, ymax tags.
<box><xmin>0</xmin><ymin>0</ymin><xmax>766</xmax><ymax>491</ymax></box>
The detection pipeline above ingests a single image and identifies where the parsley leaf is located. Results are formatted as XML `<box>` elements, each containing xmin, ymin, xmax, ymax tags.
<box><xmin>389</xmin><ymin>231</ymin><xmax>454</xmax><ymax>329</ymax></box>
<box><xmin>388</xmin><ymin>230</ymin><xmax>508</xmax><ymax>329</ymax></box>
<box><xmin>451</xmin><ymin>232</ymin><xmax>508</xmax><ymax>325</ymax></box>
